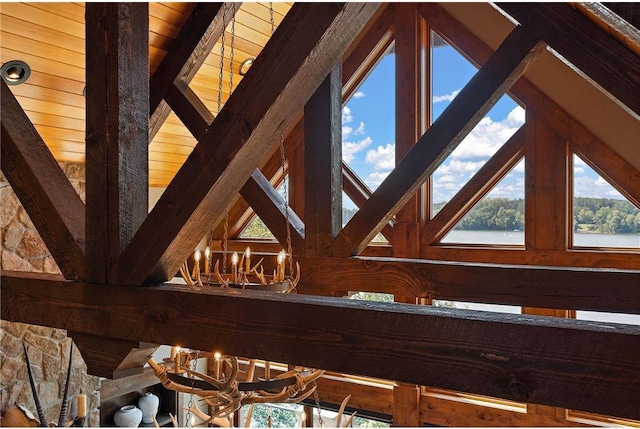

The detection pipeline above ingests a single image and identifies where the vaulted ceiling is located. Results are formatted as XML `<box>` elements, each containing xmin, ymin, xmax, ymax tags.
<box><xmin>0</xmin><ymin>2</ymin><xmax>292</xmax><ymax>186</ymax></box>
<box><xmin>2</xmin><ymin>2</ymin><xmax>638</xmax><ymax>189</ymax></box>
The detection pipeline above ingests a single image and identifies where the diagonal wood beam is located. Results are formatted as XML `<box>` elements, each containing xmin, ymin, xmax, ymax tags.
<box><xmin>496</xmin><ymin>3</ymin><xmax>640</xmax><ymax>120</ymax></box>
<box><xmin>121</xmin><ymin>3</ymin><xmax>383</xmax><ymax>285</ymax></box>
<box><xmin>85</xmin><ymin>3</ymin><xmax>149</xmax><ymax>285</ymax></box>
<box><xmin>0</xmin><ymin>81</ymin><xmax>85</xmax><ymax>280</ymax></box>
<box><xmin>2</xmin><ymin>270</ymin><xmax>639</xmax><ymax>420</ymax></box>
<box><xmin>333</xmin><ymin>26</ymin><xmax>544</xmax><ymax>257</ymax></box>
<box><xmin>149</xmin><ymin>3</ymin><xmax>242</xmax><ymax>140</ymax></box>
<box><xmin>240</xmin><ymin>170</ymin><xmax>305</xmax><ymax>253</ymax></box>
<box><xmin>420</xmin><ymin>3</ymin><xmax>640</xmax><ymax>211</ymax></box>
<box><xmin>215</xmin><ymin>6</ymin><xmax>394</xmax><ymax>244</ymax></box>
<box><xmin>343</xmin><ymin>163</ymin><xmax>394</xmax><ymax>243</ymax></box>
<box><xmin>422</xmin><ymin>127</ymin><xmax>525</xmax><ymax>246</ymax></box>
<box><xmin>165</xmin><ymin>84</ymin><xmax>213</xmax><ymax>141</ymax></box>
<box><xmin>570</xmin><ymin>134</ymin><xmax>640</xmax><ymax>210</ymax></box>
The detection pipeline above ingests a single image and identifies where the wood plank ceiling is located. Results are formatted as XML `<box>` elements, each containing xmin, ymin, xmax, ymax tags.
<box><xmin>0</xmin><ymin>2</ymin><xmax>293</xmax><ymax>187</ymax></box>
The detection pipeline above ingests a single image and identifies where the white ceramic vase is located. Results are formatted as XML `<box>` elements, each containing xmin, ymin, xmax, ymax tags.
<box><xmin>138</xmin><ymin>392</ymin><xmax>160</xmax><ymax>424</ymax></box>
<box><xmin>114</xmin><ymin>405</ymin><xmax>143</xmax><ymax>427</ymax></box>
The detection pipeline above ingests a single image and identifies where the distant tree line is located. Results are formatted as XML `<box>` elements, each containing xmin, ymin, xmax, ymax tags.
<box><xmin>242</xmin><ymin>198</ymin><xmax>639</xmax><ymax>238</ymax></box>
<box><xmin>573</xmin><ymin>197</ymin><xmax>640</xmax><ymax>234</ymax></box>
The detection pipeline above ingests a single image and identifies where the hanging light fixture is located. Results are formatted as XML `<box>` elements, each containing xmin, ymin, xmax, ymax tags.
<box><xmin>1</xmin><ymin>60</ymin><xmax>31</xmax><ymax>85</ymax></box>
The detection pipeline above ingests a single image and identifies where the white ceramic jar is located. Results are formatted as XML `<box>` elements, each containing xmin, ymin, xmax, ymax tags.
<box><xmin>138</xmin><ymin>392</ymin><xmax>160</xmax><ymax>424</ymax></box>
<box><xmin>114</xmin><ymin>405</ymin><xmax>143</xmax><ymax>427</ymax></box>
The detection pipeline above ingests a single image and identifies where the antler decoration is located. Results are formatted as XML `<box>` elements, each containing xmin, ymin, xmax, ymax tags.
<box><xmin>148</xmin><ymin>352</ymin><xmax>324</xmax><ymax>426</ymax></box>
<box><xmin>22</xmin><ymin>341</ymin><xmax>74</xmax><ymax>427</ymax></box>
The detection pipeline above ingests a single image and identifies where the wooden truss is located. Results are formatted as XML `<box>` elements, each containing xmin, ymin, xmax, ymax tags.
<box><xmin>1</xmin><ymin>2</ymin><xmax>639</xmax><ymax>421</ymax></box>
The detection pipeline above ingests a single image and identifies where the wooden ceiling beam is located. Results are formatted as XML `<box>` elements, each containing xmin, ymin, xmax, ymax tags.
<box><xmin>0</xmin><ymin>81</ymin><xmax>85</xmax><ymax>280</ymax></box>
<box><xmin>214</xmin><ymin>6</ymin><xmax>393</xmax><ymax>242</ymax></box>
<box><xmin>421</xmin><ymin>4</ymin><xmax>640</xmax><ymax>210</ymax></box>
<box><xmin>120</xmin><ymin>3</ymin><xmax>382</xmax><ymax>285</ymax></box>
<box><xmin>496</xmin><ymin>3</ymin><xmax>640</xmax><ymax>120</ymax></box>
<box><xmin>422</xmin><ymin>127</ymin><xmax>525</xmax><ymax>246</ymax></box>
<box><xmin>239</xmin><ymin>170</ymin><xmax>305</xmax><ymax>254</ymax></box>
<box><xmin>333</xmin><ymin>26</ymin><xmax>544</xmax><ymax>257</ymax></box>
<box><xmin>85</xmin><ymin>3</ymin><xmax>149</xmax><ymax>285</ymax></box>
<box><xmin>294</xmin><ymin>255</ymin><xmax>640</xmax><ymax>314</ymax></box>
<box><xmin>2</xmin><ymin>270</ymin><xmax>639</xmax><ymax>420</ymax></box>
<box><xmin>69</xmin><ymin>332</ymin><xmax>158</xmax><ymax>379</ymax></box>
<box><xmin>304</xmin><ymin>64</ymin><xmax>343</xmax><ymax>257</ymax></box>
<box><xmin>165</xmin><ymin>83</ymin><xmax>213</xmax><ymax>142</ymax></box>
<box><xmin>149</xmin><ymin>3</ymin><xmax>241</xmax><ymax>140</ymax></box>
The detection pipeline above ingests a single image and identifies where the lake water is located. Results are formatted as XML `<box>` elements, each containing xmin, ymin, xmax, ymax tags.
<box><xmin>441</xmin><ymin>230</ymin><xmax>639</xmax><ymax>248</ymax></box>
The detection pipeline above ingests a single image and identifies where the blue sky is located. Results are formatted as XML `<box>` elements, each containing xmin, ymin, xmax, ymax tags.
<box><xmin>340</xmin><ymin>39</ymin><xmax>628</xmax><ymax>210</ymax></box>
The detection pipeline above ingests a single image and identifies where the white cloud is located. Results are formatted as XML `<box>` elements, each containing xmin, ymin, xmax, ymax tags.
<box><xmin>574</xmin><ymin>167</ymin><xmax>584</xmax><ymax>174</ymax></box>
<box><xmin>355</xmin><ymin>122</ymin><xmax>365</xmax><ymax>135</ymax></box>
<box><xmin>342</xmin><ymin>126</ymin><xmax>353</xmax><ymax>141</ymax></box>
<box><xmin>342</xmin><ymin>106</ymin><xmax>353</xmax><ymax>124</ymax></box>
<box><xmin>343</xmin><ymin>136</ymin><xmax>373</xmax><ymax>163</ymax></box>
<box><xmin>433</xmin><ymin>89</ymin><xmax>461</xmax><ymax>103</ymax></box>
<box><xmin>449</xmin><ymin>106</ymin><xmax>525</xmax><ymax>160</ymax></box>
<box><xmin>353</xmin><ymin>91</ymin><xmax>365</xmax><ymax>99</ymax></box>
<box><xmin>365</xmin><ymin>143</ymin><xmax>395</xmax><ymax>171</ymax></box>
<box><xmin>594</xmin><ymin>176</ymin><xmax>608</xmax><ymax>187</ymax></box>
<box><xmin>436</xmin><ymin>175</ymin><xmax>457</xmax><ymax>184</ymax></box>
<box><xmin>365</xmin><ymin>171</ymin><xmax>391</xmax><ymax>189</ymax></box>
<box><xmin>436</xmin><ymin>159</ymin><xmax>484</xmax><ymax>175</ymax></box>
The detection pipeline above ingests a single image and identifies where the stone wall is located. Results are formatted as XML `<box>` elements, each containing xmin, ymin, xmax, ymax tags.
<box><xmin>0</xmin><ymin>162</ymin><xmax>101</xmax><ymax>426</ymax></box>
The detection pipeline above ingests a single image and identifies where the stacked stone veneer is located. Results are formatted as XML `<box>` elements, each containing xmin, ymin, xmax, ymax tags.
<box><xmin>1</xmin><ymin>162</ymin><xmax>101</xmax><ymax>426</ymax></box>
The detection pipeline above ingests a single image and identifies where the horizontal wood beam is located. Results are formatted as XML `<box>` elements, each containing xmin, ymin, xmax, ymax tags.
<box><xmin>294</xmin><ymin>256</ymin><xmax>640</xmax><ymax>314</ymax></box>
<box><xmin>69</xmin><ymin>332</ymin><xmax>158</xmax><ymax>379</ymax></box>
<box><xmin>121</xmin><ymin>3</ymin><xmax>382</xmax><ymax>285</ymax></box>
<box><xmin>496</xmin><ymin>2</ymin><xmax>640</xmax><ymax>119</ymax></box>
<box><xmin>333</xmin><ymin>26</ymin><xmax>544</xmax><ymax>257</ymax></box>
<box><xmin>2</xmin><ymin>270</ymin><xmax>639</xmax><ymax>420</ymax></box>
<box><xmin>0</xmin><ymin>81</ymin><xmax>85</xmax><ymax>280</ymax></box>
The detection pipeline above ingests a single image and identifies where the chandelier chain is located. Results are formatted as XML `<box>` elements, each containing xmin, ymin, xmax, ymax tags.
<box><xmin>279</xmin><ymin>135</ymin><xmax>294</xmax><ymax>276</ymax></box>
<box><xmin>216</xmin><ymin>6</ymin><xmax>227</xmax><ymax>115</ymax></box>
<box><xmin>228</xmin><ymin>12</ymin><xmax>236</xmax><ymax>96</ymax></box>
<box><xmin>313</xmin><ymin>385</ymin><xmax>325</xmax><ymax>427</ymax></box>
<box><xmin>222</xmin><ymin>209</ymin><xmax>229</xmax><ymax>274</ymax></box>
<box><xmin>184</xmin><ymin>350</ymin><xmax>199</xmax><ymax>427</ymax></box>
<box><xmin>269</xmin><ymin>2</ymin><xmax>275</xmax><ymax>35</ymax></box>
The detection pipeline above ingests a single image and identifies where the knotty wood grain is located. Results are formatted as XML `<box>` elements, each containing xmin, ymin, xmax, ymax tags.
<box><xmin>333</xmin><ymin>26</ymin><xmax>544</xmax><ymax>257</ymax></box>
<box><xmin>121</xmin><ymin>3</ymin><xmax>382</xmax><ymax>285</ymax></box>
<box><xmin>0</xmin><ymin>81</ymin><xmax>85</xmax><ymax>280</ymax></box>
<box><xmin>2</xmin><ymin>270</ymin><xmax>639</xmax><ymax>420</ymax></box>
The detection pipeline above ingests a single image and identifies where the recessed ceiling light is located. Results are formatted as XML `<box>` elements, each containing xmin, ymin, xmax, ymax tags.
<box><xmin>1</xmin><ymin>60</ymin><xmax>31</xmax><ymax>85</ymax></box>
<box><xmin>239</xmin><ymin>58</ymin><xmax>255</xmax><ymax>76</ymax></box>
